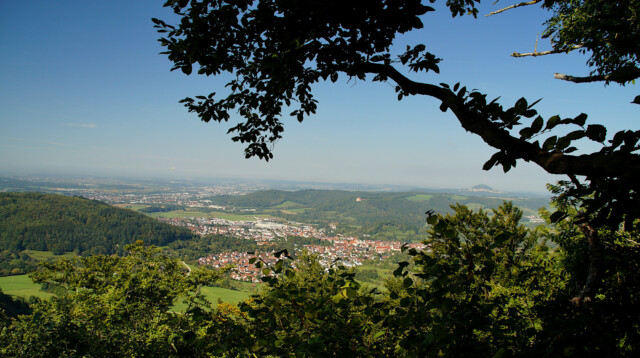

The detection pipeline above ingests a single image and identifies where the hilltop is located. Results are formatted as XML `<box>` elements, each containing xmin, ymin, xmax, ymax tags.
<box><xmin>0</xmin><ymin>192</ymin><xmax>196</xmax><ymax>275</ymax></box>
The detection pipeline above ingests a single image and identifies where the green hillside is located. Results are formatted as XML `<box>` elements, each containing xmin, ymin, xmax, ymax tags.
<box><xmin>0</xmin><ymin>192</ymin><xmax>196</xmax><ymax>270</ymax></box>
<box><xmin>207</xmin><ymin>189</ymin><xmax>550</xmax><ymax>241</ymax></box>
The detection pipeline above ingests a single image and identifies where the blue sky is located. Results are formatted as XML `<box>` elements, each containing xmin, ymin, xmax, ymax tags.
<box><xmin>1</xmin><ymin>1</ymin><xmax>637</xmax><ymax>193</ymax></box>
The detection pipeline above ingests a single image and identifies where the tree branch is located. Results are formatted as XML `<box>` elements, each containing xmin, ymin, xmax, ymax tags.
<box><xmin>485</xmin><ymin>0</ymin><xmax>542</xmax><ymax>17</ymax></box>
<box><xmin>359</xmin><ymin>62</ymin><xmax>640</xmax><ymax>180</ymax></box>
<box><xmin>554</xmin><ymin>73</ymin><xmax>610</xmax><ymax>83</ymax></box>
<box><xmin>512</xmin><ymin>45</ymin><xmax>583</xmax><ymax>57</ymax></box>
<box><xmin>577</xmin><ymin>222</ymin><xmax>602</xmax><ymax>302</ymax></box>
<box><xmin>555</xmin><ymin>65</ymin><xmax>640</xmax><ymax>84</ymax></box>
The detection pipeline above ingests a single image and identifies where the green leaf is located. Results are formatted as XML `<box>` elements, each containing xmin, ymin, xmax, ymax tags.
<box><xmin>403</xmin><ymin>277</ymin><xmax>414</xmax><ymax>288</ymax></box>
<box><xmin>564</xmin><ymin>130</ymin><xmax>586</xmax><ymax>141</ymax></box>
<box><xmin>586</xmin><ymin>124</ymin><xmax>607</xmax><ymax>142</ymax></box>
<box><xmin>545</xmin><ymin>115</ymin><xmax>561</xmax><ymax>130</ymax></box>
<box><xmin>573</xmin><ymin>113</ymin><xmax>588</xmax><ymax>126</ymax></box>
<box><xmin>549</xmin><ymin>211</ymin><xmax>567</xmax><ymax>223</ymax></box>
<box><xmin>519</xmin><ymin>127</ymin><xmax>534</xmax><ymax>139</ymax></box>
<box><xmin>399</xmin><ymin>297</ymin><xmax>411</xmax><ymax>307</ymax></box>
<box><xmin>632</xmin><ymin>95</ymin><xmax>640</xmax><ymax>104</ymax></box>
<box><xmin>492</xmin><ymin>348</ymin><xmax>506</xmax><ymax>358</ymax></box>
<box><xmin>556</xmin><ymin>137</ymin><xmax>571</xmax><ymax>151</ymax></box>
<box><xmin>331</xmin><ymin>293</ymin><xmax>343</xmax><ymax>303</ymax></box>
<box><xmin>344</xmin><ymin>287</ymin><xmax>357</xmax><ymax>299</ymax></box>
<box><xmin>483</xmin><ymin>152</ymin><xmax>501</xmax><ymax>171</ymax></box>
<box><xmin>530</xmin><ymin>116</ymin><xmax>543</xmax><ymax>133</ymax></box>
<box><xmin>542</xmin><ymin>136</ymin><xmax>557</xmax><ymax>151</ymax></box>
<box><xmin>285</xmin><ymin>269</ymin><xmax>294</xmax><ymax>279</ymax></box>
<box><xmin>515</xmin><ymin>97</ymin><xmax>527</xmax><ymax>111</ymax></box>
<box><xmin>610</xmin><ymin>130</ymin><xmax>625</xmax><ymax>148</ymax></box>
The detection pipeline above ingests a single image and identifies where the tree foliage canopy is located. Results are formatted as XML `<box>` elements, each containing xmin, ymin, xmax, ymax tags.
<box><xmin>540</xmin><ymin>0</ymin><xmax>640</xmax><ymax>83</ymax></box>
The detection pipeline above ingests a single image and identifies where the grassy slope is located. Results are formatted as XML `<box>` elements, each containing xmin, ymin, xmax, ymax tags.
<box><xmin>0</xmin><ymin>274</ymin><xmax>53</xmax><ymax>299</ymax></box>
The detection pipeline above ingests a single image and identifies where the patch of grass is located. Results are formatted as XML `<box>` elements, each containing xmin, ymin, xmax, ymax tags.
<box><xmin>172</xmin><ymin>286</ymin><xmax>252</xmax><ymax>311</ymax></box>
<box><xmin>272</xmin><ymin>201</ymin><xmax>303</xmax><ymax>209</ymax></box>
<box><xmin>201</xmin><ymin>286</ymin><xmax>251</xmax><ymax>304</ymax></box>
<box><xmin>406</xmin><ymin>194</ymin><xmax>434</xmax><ymax>202</ymax></box>
<box><xmin>113</xmin><ymin>204</ymin><xmax>149</xmax><ymax>211</ymax></box>
<box><xmin>0</xmin><ymin>274</ymin><xmax>53</xmax><ymax>300</ymax></box>
<box><xmin>450</xmin><ymin>195</ymin><xmax>467</xmax><ymax>201</ymax></box>
<box><xmin>0</xmin><ymin>275</ymin><xmax>253</xmax><ymax>309</ymax></box>
<box><xmin>231</xmin><ymin>280</ymin><xmax>263</xmax><ymax>293</ymax></box>
<box><xmin>23</xmin><ymin>250</ymin><xmax>76</xmax><ymax>261</ymax></box>
<box><xmin>281</xmin><ymin>208</ymin><xmax>308</xmax><ymax>214</ymax></box>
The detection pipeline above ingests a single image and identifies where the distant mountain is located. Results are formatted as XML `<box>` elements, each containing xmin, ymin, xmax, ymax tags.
<box><xmin>0</xmin><ymin>192</ymin><xmax>195</xmax><ymax>255</ymax></box>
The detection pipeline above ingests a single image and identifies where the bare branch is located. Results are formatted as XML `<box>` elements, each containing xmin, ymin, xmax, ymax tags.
<box><xmin>513</xmin><ymin>49</ymin><xmax>563</xmax><ymax>57</ymax></box>
<box><xmin>485</xmin><ymin>0</ymin><xmax>542</xmax><ymax>17</ymax></box>
<box><xmin>554</xmin><ymin>73</ymin><xmax>608</xmax><ymax>83</ymax></box>
<box><xmin>555</xmin><ymin>65</ymin><xmax>640</xmax><ymax>84</ymax></box>
<box><xmin>512</xmin><ymin>45</ymin><xmax>583</xmax><ymax>58</ymax></box>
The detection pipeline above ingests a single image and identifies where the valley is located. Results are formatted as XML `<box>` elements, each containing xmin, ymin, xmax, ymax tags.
<box><xmin>0</xmin><ymin>176</ymin><xmax>550</xmax><ymax>302</ymax></box>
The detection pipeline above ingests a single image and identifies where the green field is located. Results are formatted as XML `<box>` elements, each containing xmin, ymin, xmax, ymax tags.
<box><xmin>172</xmin><ymin>286</ymin><xmax>252</xmax><ymax>312</ymax></box>
<box><xmin>280</xmin><ymin>208</ymin><xmax>308</xmax><ymax>214</ymax></box>
<box><xmin>0</xmin><ymin>274</ymin><xmax>252</xmax><ymax>308</ymax></box>
<box><xmin>24</xmin><ymin>250</ymin><xmax>76</xmax><ymax>261</ymax></box>
<box><xmin>272</xmin><ymin>201</ymin><xmax>303</xmax><ymax>209</ymax></box>
<box><xmin>406</xmin><ymin>194</ymin><xmax>434</xmax><ymax>202</ymax></box>
<box><xmin>0</xmin><ymin>274</ymin><xmax>53</xmax><ymax>300</ymax></box>
<box><xmin>113</xmin><ymin>203</ymin><xmax>149</xmax><ymax>211</ymax></box>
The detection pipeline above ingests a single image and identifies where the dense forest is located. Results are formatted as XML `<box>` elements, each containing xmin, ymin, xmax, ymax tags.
<box><xmin>0</xmin><ymin>193</ymin><xmax>196</xmax><ymax>275</ymax></box>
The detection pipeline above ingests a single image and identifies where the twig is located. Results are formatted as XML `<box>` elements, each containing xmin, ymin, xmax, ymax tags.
<box><xmin>512</xmin><ymin>45</ymin><xmax>583</xmax><ymax>58</ymax></box>
<box><xmin>554</xmin><ymin>73</ymin><xmax>609</xmax><ymax>83</ymax></box>
<box><xmin>486</xmin><ymin>0</ymin><xmax>542</xmax><ymax>17</ymax></box>
<box><xmin>555</xmin><ymin>65</ymin><xmax>640</xmax><ymax>84</ymax></box>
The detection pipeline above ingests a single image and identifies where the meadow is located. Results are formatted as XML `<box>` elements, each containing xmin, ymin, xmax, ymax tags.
<box><xmin>0</xmin><ymin>274</ymin><xmax>254</xmax><ymax>306</ymax></box>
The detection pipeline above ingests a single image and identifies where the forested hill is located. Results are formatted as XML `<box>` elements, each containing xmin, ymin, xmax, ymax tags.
<box><xmin>208</xmin><ymin>189</ymin><xmax>550</xmax><ymax>238</ymax></box>
<box><xmin>0</xmin><ymin>192</ymin><xmax>195</xmax><ymax>255</ymax></box>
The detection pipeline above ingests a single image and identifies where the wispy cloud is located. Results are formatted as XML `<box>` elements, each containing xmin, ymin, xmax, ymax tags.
<box><xmin>63</xmin><ymin>122</ymin><xmax>97</xmax><ymax>128</ymax></box>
